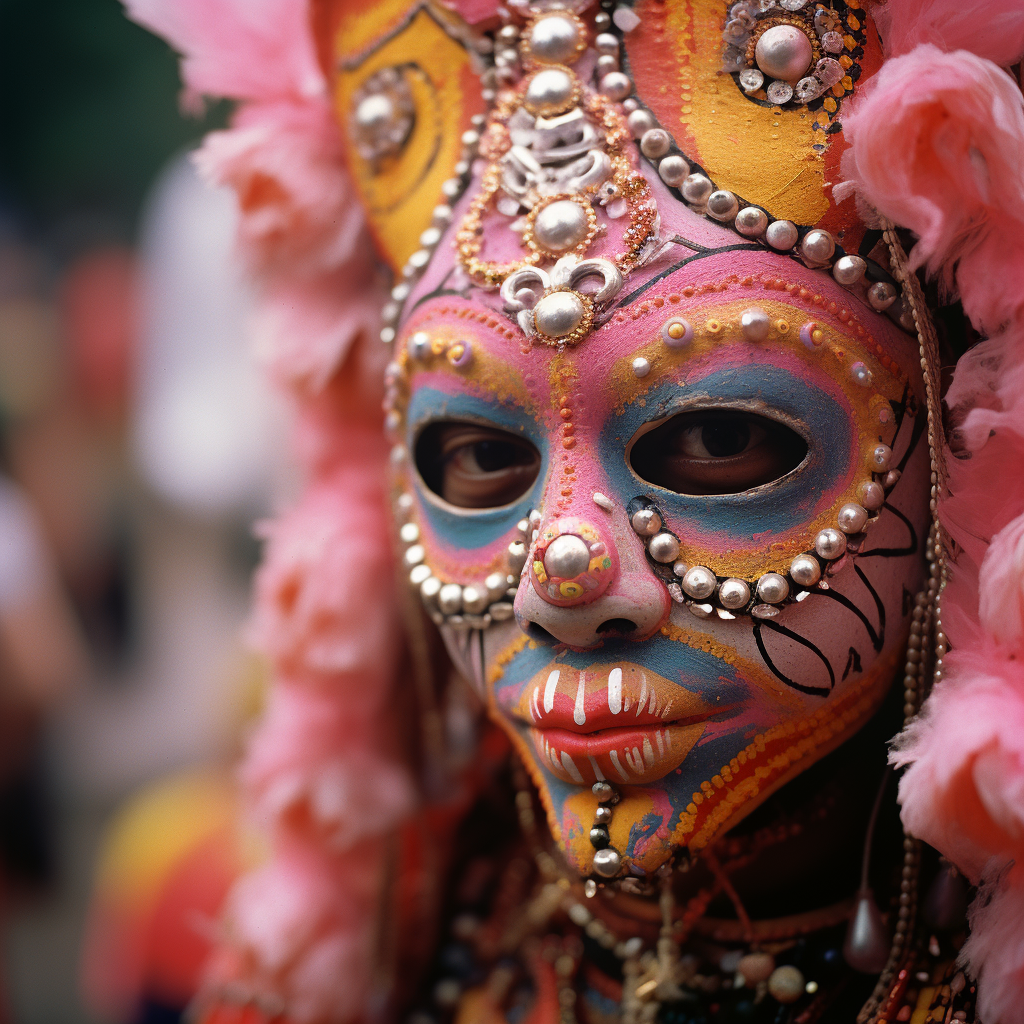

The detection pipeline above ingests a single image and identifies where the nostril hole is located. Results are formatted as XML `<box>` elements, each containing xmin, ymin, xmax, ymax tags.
<box><xmin>597</xmin><ymin>618</ymin><xmax>639</xmax><ymax>636</ymax></box>
<box><xmin>526</xmin><ymin>622</ymin><xmax>559</xmax><ymax>643</ymax></box>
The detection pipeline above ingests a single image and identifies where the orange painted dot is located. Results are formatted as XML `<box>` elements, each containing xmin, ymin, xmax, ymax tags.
<box><xmin>838</xmin><ymin>309</ymin><xmax>850</xmax><ymax>321</ymax></box>
<box><xmin>706</xmin><ymin>319</ymin><xmax>722</xmax><ymax>334</ymax></box>
<box><xmin>562</xmin><ymin>437</ymin><xmax>576</xmax><ymax>449</ymax></box>
<box><xmin>669</xmin><ymin>293</ymin><xmax>681</xmax><ymax>303</ymax></box>
<box><xmin>654</xmin><ymin>296</ymin><xmax>664</xmax><ymax>307</ymax></box>
<box><xmin>559</xmin><ymin>408</ymin><xmax>573</xmax><ymax>420</ymax></box>
<box><xmin>776</xmin><ymin>319</ymin><xmax>790</xmax><ymax>334</ymax></box>
<box><xmin>561</xmin><ymin>423</ymin><xmax>574</xmax><ymax>436</ymax></box>
<box><xmin>667</xmin><ymin>322</ymin><xmax>686</xmax><ymax>340</ymax></box>
<box><xmin>682</xmin><ymin>286</ymin><xmax>695</xmax><ymax>297</ymax></box>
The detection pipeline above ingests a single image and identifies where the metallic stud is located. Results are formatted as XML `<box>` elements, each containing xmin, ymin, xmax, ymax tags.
<box><xmin>765</xmin><ymin>219</ymin><xmax>798</xmax><ymax>250</ymax></box>
<box><xmin>682</xmin><ymin>566</ymin><xmax>717</xmax><ymax>600</ymax></box>
<box><xmin>658</xmin><ymin>155</ymin><xmax>690</xmax><ymax>187</ymax></box>
<box><xmin>648</xmin><ymin>532</ymin><xmax>681</xmax><ymax>564</ymax></box>
<box><xmin>815</xmin><ymin>527</ymin><xmax>848</xmax><ymax>560</ymax></box>
<box><xmin>789</xmin><ymin>554</ymin><xmax>821</xmax><ymax>587</ymax></box>
<box><xmin>837</xmin><ymin>503</ymin><xmax>869</xmax><ymax>534</ymax></box>
<box><xmin>868</xmin><ymin>281</ymin><xmax>898</xmax><ymax>311</ymax></box>
<box><xmin>800</xmin><ymin>228</ymin><xmax>836</xmax><ymax>264</ymax></box>
<box><xmin>592</xmin><ymin>846</ymin><xmax>622</xmax><ymax>877</ymax></box>
<box><xmin>718</xmin><ymin>578</ymin><xmax>751</xmax><ymax>609</ymax></box>
<box><xmin>833</xmin><ymin>255</ymin><xmax>867</xmax><ymax>286</ymax></box>
<box><xmin>594</xmin><ymin>804</ymin><xmax>612</xmax><ymax>823</ymax></box>
<box><xmin>631</xmin><ymin>508</ymin><xmax>662</xmax><ymax>536</ymax></box>
<box><xmin>740</xmin><ymin>307</ymin><xmax>771</xmax><ymax>342</ymax></box>
<box><xmin>735</xmin><ymin>206</ymin><xmax>768</xmax><ymax>237</ymax></box>
<box><xmin>438</xmin><ymin>583</ymin><xmax>464</xmax><ymax>615</ymax></box>
<box><xmin>756</xmin><ymin>572</ymin><xmax>790</xmax><ymax>604</ymax></box>
<box><xmin>508</xmin><ymin>540</ymin><xmax>529</xmax><ymax>574</ymax></box>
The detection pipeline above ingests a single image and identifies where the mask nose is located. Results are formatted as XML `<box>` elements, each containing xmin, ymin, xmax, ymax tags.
<box><xmin>516</xmin><ymin>514</ymin><xmax>670</xmax><ymax>648</ymax></box>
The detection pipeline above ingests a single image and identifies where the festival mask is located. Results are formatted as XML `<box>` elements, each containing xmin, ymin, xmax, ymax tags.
<box><xmin>323</xmin><ymin>0</ymin><xmax>931</xmax><ymax>879</ymax></box>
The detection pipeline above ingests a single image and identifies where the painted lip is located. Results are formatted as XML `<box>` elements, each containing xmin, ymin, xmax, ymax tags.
<box><xmin>510</xmin><ymin>662</ymin><xmax>726</xmax><ymax>786</ymax></box>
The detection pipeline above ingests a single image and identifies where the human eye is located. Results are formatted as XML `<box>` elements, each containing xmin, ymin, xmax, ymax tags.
<box><xmin>415</xmin><ymin>420</ymin><xmax>541</xmax><ymax>508</ymax></box>
<box><xmin>629</xmin><ymin>410</ymin><xmax>807</xmax><ymax>495</ymax></box>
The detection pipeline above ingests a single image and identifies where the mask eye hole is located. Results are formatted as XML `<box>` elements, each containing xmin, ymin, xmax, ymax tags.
<box><xmin>629</xmin><ymin>410</ymin><xmax>807</xmax><ymax>496</ymax></box>
<box><xmin>416</xmin><ymin>421</ymin><xmax>541</xmax><ymax>509</ymax></box>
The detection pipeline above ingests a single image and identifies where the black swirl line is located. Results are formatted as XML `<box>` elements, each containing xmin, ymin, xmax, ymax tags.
<box><xmin>854</xmin><ymin>564</ymin><xmax>886</xmax><ymax>639</ymax></box>
<box><xmin>752</xmin><ymin>620</ymin><xmax>835</xmax><ymax>697</ymax></box>
<box><xmin>856</xmin><ymin>501</ymin><xmax>919</xmax><ymax>560</ymax></box>
<box><xmin>801</xmin><ymin>584</ymin><xmax>882</xmax><ymax>652</ymax></box>
<box><xmin>895</xmin><ymin>397</ymin><xmax>927</xmax><ymax>476</ymax></box>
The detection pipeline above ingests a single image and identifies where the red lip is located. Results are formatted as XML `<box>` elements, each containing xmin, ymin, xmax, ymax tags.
<box><xmin>512</xmin><ymin>663</ymin><xmax>721</xmax><ymax>785</ymax></box>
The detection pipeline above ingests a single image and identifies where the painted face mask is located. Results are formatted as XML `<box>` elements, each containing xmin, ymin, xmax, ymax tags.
<box><xmin>360</xmin><ymin>0</ymin><xmax>931</xmax><ymax>881</ymax></box>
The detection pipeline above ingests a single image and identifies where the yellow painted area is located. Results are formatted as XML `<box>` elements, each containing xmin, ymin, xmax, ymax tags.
<box><xmin>652</xmin><ymin>1</ymin><xmax>831</xmax><ymax>225</ymax></box>
<box><xmin>92</xmin><ymin>770</ymin><xmax>258</xmax><ymax>914</ymax></box>
<box><xmin>333</xmin><ymin>7</ymin><xmax>479</xmax><ymax>270</ymax></box>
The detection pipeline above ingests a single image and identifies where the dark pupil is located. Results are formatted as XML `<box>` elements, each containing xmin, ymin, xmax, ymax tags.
<box><xmin>702</xmin><ymin>420</ymin><xmax>751</xmax><ymax>458</ymax></box>
<box><xmin>473</xmin><ymin>440</ymin><xmax>517</xmax><ymax>472</ymax></box>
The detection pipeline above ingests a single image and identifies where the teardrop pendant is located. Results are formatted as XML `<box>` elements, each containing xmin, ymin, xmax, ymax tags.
<box><xmin>843</xmin><ymin>887</ymin><xmax>890</xmax><ymax>973</ymax></box>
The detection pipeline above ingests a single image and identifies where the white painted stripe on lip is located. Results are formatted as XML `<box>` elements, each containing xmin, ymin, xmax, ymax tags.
<box><xmin>549</xmin><ymin>746</ymin><xmax>561</xmax><ymax>770</ymax></box>
<box><xmin>609</xmin><ymin>750</ymin><xmax>630</xmax><ymax>782</ymax></box>
<box><xmin>608</xmin><ymin>667</ymin><xmax>622</xmax><ymax>715</ymax></box>
<box><xmin>643</xmin><ymin>736</ymin><xmax>656</xmax><ymax>767</ymax></box>
<box><xmin>532</xmin><ymin>686</ymin><xmax>541</xmax><ymax>722</ymax></box>
<box><xmin>625</xmin><ymin>748</ymin><xmax>642</xmax><ymax>774</ymax></box>
<box><xmin>588</xmin><ymin>755</ymin><xmax>605</xmax><ymax>781</ymax></box>
<box><xmin>655</xmin><ymin>730</ymin><xmax>665</xmax><ymax>757</ymax></box>
<box><xmin>648</xmin><ymin>689</ymin><xmax>657</xmax><ymax>715</ymax></box>
<box><xmin>637</xmin><ymin>674</ymin><xmax>648</xmax><ymax>717</ymax></box>
<box><xmin>561</xmin><ymin>751</ymin><xmax>584</xmax><ymax>783</ymax></box>
<box><xmin>574</xmin><ymin>671</ymin><xmax>587</xmax><ymax>726</ymax></box>
<box><xmin>544</xmin><ymin>670</ymin><xmax>559</xmax><ymax>713</ymax></box>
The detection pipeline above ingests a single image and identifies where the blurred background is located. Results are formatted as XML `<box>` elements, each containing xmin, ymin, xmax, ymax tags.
<box><xmin>0</xmin><ymin>1</ymin><xmax>287</xmax><ymax>1019</ymax></box>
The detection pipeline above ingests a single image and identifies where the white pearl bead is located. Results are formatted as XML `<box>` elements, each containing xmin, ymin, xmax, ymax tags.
<box><xmin>599</xmin><ymin>72</ymin><xmax>632</xmax><ymax>101</ymax></box>
<box><xmin>755</xmin><ymin>24</ymin><xmax>813</xmax><ymax>81</ymax></box>
<box><xmin>868</xmin><ymin>281</ymin><xmax>898</xmax><ymax>310</ymax></box>
<box><xmin>640</xmin><ymin>128</ymin><xmax>672</xmax><ymax>159</ymax></box>
<box><xmin>859</xmin><ymin>480</ymin><xmax>885</xmax><ymax>511</ymax></box>
<box><xmin>740</xmin><ymin>307</ymin><xmax>771</xmax><ymax>342</ymax></box>
<box><xmin>534</xmin><ymin>291</ymin><xmax>586</xmax><ymax>338</ymax></box>
<box><xmin>659</xmin><ymin>155</ymin><xmax>690</xmax><ymax>187</ymax></box>
<box><xmin>789</xmin><ymin>554</ymin><xmax>821</xmax><ymax>587</ymax></box>
<box><xmin>595</xmin><ymin>32</ymin><xmax>619</xmax><ymax>55</ymax></box>
<box><xmin>533</xmin><ymin>199</ymin><xmax>589</xmax><ymax>253</ymax></box>
<box><xmin>757</xmin><ymin>573</ymin><xmax>790</xmax><ymax>604</ymax></box>
<box><xmin>801</xmin><ymin>228</ymin><xmax>836</xmax><ymax>264</ymax></box>
<box><xmin>545</xmin><ymin>534</ymin><xmax>591</xmax><ymax>578</ymax></box>
<box><xmin>815</xmin><ymin>527</ymin><xmax>847</xmax><ymax>560</ymax></box>
<box><xmin>682</xmin><ymin>173</ymin><xmax>713</xmax><ymax>205</ymax></box>
<box><xmin>833</xmin><ymin>254</ymin><xmax>867</xmax><ymax>285</ymax></box>
<box><xmin>682</xmin><ymin>566</ymin><xmax>717</xmax><ymax>600</ymax></box>
<box><xmin>627</xmin><ymin>109</ymin><xmax>656</xmax><ymax>137</ymax></box>
<box><xmin>648</xmin><ymin>532</ymin><xmax>680</xmax><ymax>564</ymax></box>
<box><xmin>735</xmin><ymin>207</ymin><xmax>768</xmax><ymax>237</ymax></box>
<box><xmin>872</xmin><ymin>444</ymin><xmax>892</xmax><ymax>471</ymax></box>
<box><xmin>706</xmin><ymin>190</ymin><xmax>739</xmax><ymax>222</ymax></box>
<box><xmin>632</xmin><ymin>356</ymin><xmax>651</xmax><ymax>377</ymax></box>
<box><xmin>718</xmin><ymin>578</ymin><xmax>751</xmax><ymax>609</ymax></box>
<box><xmin>765</xmin><ymin>219</ymin><xmax>798</xmax><ymax>250</ymax></box>
<box><xmin>525</xmin><ymin>69</ymin><xmax>575</xmax><ymax>115</ymax></box>
<box><xmin>631</xmin><ymin>509</ymin><xmax>661</xmax><ymax>536</ymax></box>
<box><xmin>529</xmin><ymin>14</ymin><xmax>583</xmax><ymax>64</ymax></box>
<box><xmin>837</xmin><ymin>503</ymin><xmax>869</xmax><ymax>534</ymax></box>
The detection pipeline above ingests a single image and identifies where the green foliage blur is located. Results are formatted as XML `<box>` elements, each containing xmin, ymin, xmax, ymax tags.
<box><xmin>0</xmin><ymin>0</ymin><xmax>226</xmax><ymax>236</ymax></box>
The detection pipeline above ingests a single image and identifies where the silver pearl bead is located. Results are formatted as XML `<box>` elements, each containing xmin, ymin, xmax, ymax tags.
<box><xmin>594</xmin><ymin>12</ymin><xmax>611</xmax><ymax>30</ymax></box>
<box><xmin>735</xmin><ymin>206</ymin><xmax>768</xmax><ymax>237</ymax></box>
<box><xmin>528</xmin><ymin>14</ymin><xmax>583</xmax><ymax>65</ymax></box>
<box><xmin>485</xmin><ymin>572</ymin><xmax>508</xmax><ymax>602</ymax></box>
<box><xmin>534</xmin><ymin>291</ymin><xmax>586</xmax><ymax>338</ymax></box>
<box><xmin>755</xmin><ymin>24</ymin><xmax>813</xmax><ymax>81</ymax></box>
<box><xmin>592</xmin><ymin>846</ymin><xmax>622</xmax><ymax>877</ymax></box>
<box><xmin>508</xmin><ymin>540</ymin><xmax>528</xmax><ymax>574</ymax></box>
<box><xmin>596</xmin><ymin>54</ymin><xmax>619</xmax><ymax>77</ymax></box>
<box><xmin>595</xmin><ymin>32</ymin><xmax>620</xmax><ymax>56</ymax></box>
<box><xmin>545</xmin><ymin>534</ymin><xmax>591</xmax><ymax>578</ymax></box>
<box><xmin>640</xmin><ymin>128</ymin><xmax>671</xmax><ymax>159</ymax></box>
<box><xmin>815</xmin><ymin>527</ymin><xmax>847</xmax><ymax>560</ymax></box>
<box><xmin>438</xmin><ymin>583</ymin><xmax>464</xmax><ymax>615</ymax></box>
<box><xmin>833</xmin><ymin>254</ymin><xmax>867</xmax><ymax>286</ymax></box>
<box><xmin>400</xmin><ymin>522</ymin><xmax>420</xmax><ymax>544</ymax></box>
<box><xmin>404</xmin><ymin>544</ymin><xmax>425</xmax><ymax>567</ymax></box>
<box><xmin>789</xmin><ymin>554</ymin><xmax>821</xmax><ymax>587</ymax></box>
<box><xmin>682</xmin><ymin>173</ymin><xmax>713</xmax><ymax>205</ymax></box>
<box><xmin>533</xmin><ymin>199</ymin><xmax>590</xmax><ymax>253</ymax></box>
<box><xmin>631</xmin><ymin>508</ymin><xmax>661</xmax><ymax>537</ymax></box>
<box><xmin>627</xmin><ymin>108</ymin><xmax>655</xmax><ymax>137</ymax></box>
<box><xmin>801</xmin><ymin>228</ymin><xmax>836</xmax><ymax>264</ymax></box>
<box><xmin>632</xmin><ymin>356</ymin><xmax>651</xmax><ymax>377</ymax></box>
<box><xmin>837</xmin><ymin>503</ymin><xmax>869</xmax><ymax>534</ymax></box>
<box><xmin>859</xmin><ymin>480</ymin><xmax>885</xmax><ymax>511</ymax></box>
<box><xmin>871</xmin><ymin>443</ymin><xmax>892</xmax><ymax>472</ymax></box>
<box><xmin>718</xmin><ymin>578</ymin><xmax>751</xmax><ymax>609</ymax></box>
<box><xmin>420</xmin><ymin>575</ymin><xmax>442</xmax><ymax>605</ymax></box>
<box><xmin>409</xmin><ymin>563</ymin><xmax>432</xmax><ymax>586</ymax></box>
<box><xmin>756</xmin><ymin>572</ymin><xmax>790</xmax><ymax>604</ymax></box>
<box><xmin>524</xmin><ymin>68</ymin><xmax>575</xmax><ymax>115</ymax></box>
<box><xmin>868</xmin><ymin>281</ymin><xmax>897</xmax><ymax>311</ymax></box>
<box><xmin>765</xmin><ymin>219</ymin><xmax>798</xmax><ymax>250</ymax></box>
<box><xmin>740</xmin><ymin>307</ymin><xmax>771</xmax><ymax>342</ymax></box>
<box><xmin>706</xmin><ymin>190</ymin><xmax>739</xmax><ymax>222</ymax></box>
<box><xmin>672</xmin><ymin>560</ymin><xmax>688</xmax><ymax>577</ymax></box>
<box><xmin>599</xmin><ymin>72</ymin><xmax>632</xmax><ymax>101</ymax></box>
<box><xmin>648</xmin><ymin>532</ymin><xmax>681</xmax><ymax>564</ymax></box>
<box><xmin>462</xmin><ymin>585</ymin><xmax>490</xmax><ymax>615</ymax></box>
<box><xmin>658</xmin><ymin>155</ymin><xmax>690</xmax><ymax>187</ymax></box>
<box><xmin>682</xmin><ymin>566</ymin><xmax>717</xmax><ymax>600</ymax></box>
<box><xmin>594</xmin><ymin>804</ymin><xmax>613</xmax><ymax>823</ymax></box>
